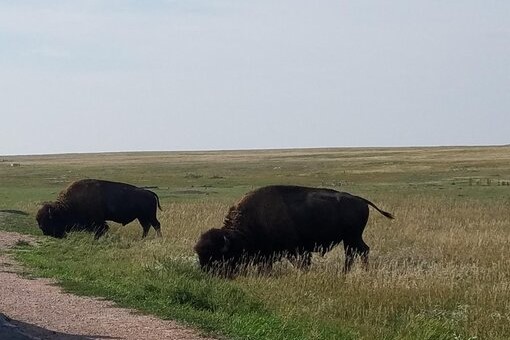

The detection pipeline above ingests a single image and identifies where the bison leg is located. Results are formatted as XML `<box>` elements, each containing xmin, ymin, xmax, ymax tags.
<box><xmin>343</xmin><ymin>239</ymin><xmax>370</xmax><ymax>273</ymax></box>
<box><xmin>343</xmin><ymin>245</ymin><xmax>356</xmax><ymax>273</ymax></box>
<box><xmin>94</xmin><ymin>223</ymin><xmax>109</xmax><ymax>240</ymax></box>
<box><xmin>139</xmin><ymin>217</ymin><xmax>162</xmax><ymax>238</ymax></box>
<box><xmin>359</xmin><ymin>240</ymin><xmax>370</xmax><ymax>271</ymax></box>
<box><xmin>151</xmin><ymin>218</ymin><xmax>162</xmax><ymax>238</ymax></box>
<box><xmin>139</xmin><ymin>220</ymin><xmax>151</xmax><ymax>238</ymax></box>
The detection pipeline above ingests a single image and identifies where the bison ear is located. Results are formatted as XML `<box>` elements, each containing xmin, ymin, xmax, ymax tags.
<box><xmin>220</xmin><ymin>235</ymin><xmax>230</xmax><ymax>253</ymax></box>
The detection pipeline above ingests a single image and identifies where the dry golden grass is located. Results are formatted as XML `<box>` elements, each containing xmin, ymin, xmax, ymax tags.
<box><xmin>2</xmin><ymin>145</ymin><xmax>510</xmax><ymax>339</ymax></box>
<box><xmin>98</xmin><ymin>192</ymin><xmax>510</xmax><ymax>339</ymax></box>
<box><xmin>232</xmin><ymin>195</ymin><xmax>510</xmax><ymax>339</ymax></box>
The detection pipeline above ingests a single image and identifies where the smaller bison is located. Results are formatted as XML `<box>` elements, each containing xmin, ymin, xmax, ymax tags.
<box><xmin>195</xmin><ymin>185</ymin><xmax>393</xmax><ymax>275</ymax></box>
<box><xmin>36</xmin><ymin>179</ymin><xmax>162</xmax><ymax>239</ymax></box>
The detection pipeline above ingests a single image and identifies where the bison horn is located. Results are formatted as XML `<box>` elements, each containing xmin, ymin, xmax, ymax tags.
<box><xmin>221</xmin><ymin>235</ymin><xmax>230</xmax><ymax>253</ymax></box>
<box><xmin>48</xmin><ymin>207</ymin><xmax>52</xmax><ymax>219</ymax></box>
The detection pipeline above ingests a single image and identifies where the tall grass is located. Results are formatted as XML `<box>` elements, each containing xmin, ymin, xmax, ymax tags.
<box><xmin>240</xmin><ymin>195</ymin><xmax>510</xmax><ymax>339</ymax></box>
<box><xmin>2</xmin><ymin>146</ymin><xmax>510</xmax><ymax>339</ymax></box>
<box><xmin>10</xmin><ymin>194</ymin><xmax>510</xmax><ymax>339</ymax></box>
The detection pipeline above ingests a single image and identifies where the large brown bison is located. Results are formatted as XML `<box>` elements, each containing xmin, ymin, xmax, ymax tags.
<box><xmin>36</xmin><ymin>179</ymin><xmax>162</xmax><ymax>239</ymax></box>
<box><xmin>194</xmin><ymin>185</ymin><xmax>393</xmax><ymax>274</ymax></box>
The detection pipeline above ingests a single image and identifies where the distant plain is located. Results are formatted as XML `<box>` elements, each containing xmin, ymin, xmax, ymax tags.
<box><xmin>1</xmin><ymin>146</ymin><xmax>509</xmax><ymax>339</ymax></box>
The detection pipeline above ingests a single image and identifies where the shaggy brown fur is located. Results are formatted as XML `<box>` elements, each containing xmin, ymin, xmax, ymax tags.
<box><xmin>195</xmin><ymin>185</ymin><xmax>393</xmax><ymax>275</ymax></box>
<box><xmin>36</xmin><ymin>179</ymin><xmax>162</xmax><ymax>239</ymax></box>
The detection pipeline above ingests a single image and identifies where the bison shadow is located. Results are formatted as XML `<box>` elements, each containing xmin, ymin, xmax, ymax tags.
<box><xmin>1</xmin><ymin>313</ymin><xmax>121</xmax><ymax>340</ymax></box>
<box><xmin>0</xmin><ymin>209</ymin><xmax>29</xmax><ymax>216</ymax></box>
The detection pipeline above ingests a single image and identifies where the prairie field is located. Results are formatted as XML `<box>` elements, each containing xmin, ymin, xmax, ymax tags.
<box><xmin>1</xmin><ymin>146</ymin><xmax>510</xmax><ymax>339</ymax></box>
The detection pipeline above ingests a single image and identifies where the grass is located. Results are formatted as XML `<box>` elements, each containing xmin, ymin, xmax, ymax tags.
<box><xmin>1</xmin><ymin>146</ymin><xmax>510</xmax><ymax>339</ymax></box>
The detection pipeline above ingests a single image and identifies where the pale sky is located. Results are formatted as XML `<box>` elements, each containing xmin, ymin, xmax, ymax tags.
<box><xmin>1</xmin><ymin>1</ymin><xmax>509</xmax><ymax>155</ymax></box>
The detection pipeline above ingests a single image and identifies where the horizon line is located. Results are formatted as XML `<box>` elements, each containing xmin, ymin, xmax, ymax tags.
<box><xmin>2</xmin><ymin>143</ymin><xmax>509</xmax><ymax>158</ymax></box>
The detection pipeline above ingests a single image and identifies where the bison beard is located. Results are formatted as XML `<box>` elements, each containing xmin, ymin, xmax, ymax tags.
<box><xmin>194</xmin><ymin>185</ymin><xmax>394</xmax><ymax>275</ymax></box>
<box><xmin>36</xmin><ymin>179</ymin><xmax>162</xmax><ymax>239</ymax></box>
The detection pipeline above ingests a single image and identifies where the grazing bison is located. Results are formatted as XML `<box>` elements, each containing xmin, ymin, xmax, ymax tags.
<box><xmin>36</xmin><ymin>179</ymin><xmax>162</xmax><ymax>239</ymax></box>
<box><xmin>194</xmin><ymin>185</ymin><xmax>393</xmax><ymax>274</ymax></box>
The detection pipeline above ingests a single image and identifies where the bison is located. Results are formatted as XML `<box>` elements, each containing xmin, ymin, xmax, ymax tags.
<box><xmin>36</xmin><ymin>179</ymin><xmax>162</xmax><ymax>239</ymax></box>
<box><xmin>194</xmin><ymin>185</ymin><xmax>393</xmax><ymax>275</ymax></box>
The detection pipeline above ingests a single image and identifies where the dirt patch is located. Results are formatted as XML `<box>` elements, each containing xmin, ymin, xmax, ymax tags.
<box><xmin>0</xmin><ymin>231</ymin><xmax>216</xmax><ymax>340</ymax></box>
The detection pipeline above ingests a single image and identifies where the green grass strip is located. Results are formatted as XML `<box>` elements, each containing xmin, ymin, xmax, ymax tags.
<box><xmin>13</xmin><ymin>236</ymin><xmax>355</xmax><ymax>340</ymax></box>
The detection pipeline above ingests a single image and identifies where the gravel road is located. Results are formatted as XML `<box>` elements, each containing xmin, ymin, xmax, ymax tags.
<box><xmin>0</xmin><ymin>231</ymin><xmax>216</xmax><ymax>340</ymax></box>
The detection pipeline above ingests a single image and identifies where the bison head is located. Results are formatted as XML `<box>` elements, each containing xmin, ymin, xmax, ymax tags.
<box><xmin>36</xmin><ymin>203</ymin><xmax>66</xmax><ymax>238</ymax></box>
<box><xmin>194</xmin><ymin>228</ymin><xmax>241</xmax><ymax>273</ymax></box>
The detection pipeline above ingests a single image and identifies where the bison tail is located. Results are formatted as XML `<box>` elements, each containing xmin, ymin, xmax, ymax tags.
<box><xmin>152</xmin><ymin>192</ymin><xmax>162</xmax><ymax>211</ymax></box>
<box><xmin>377</xmin><ymin>209</ymin><xmax>394</xmax><ymax>219</ymax></box>
<box><xmin>361</xmin><ymin>198</ymin><xmax>394</xmax><ymax>219</ymax></box>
